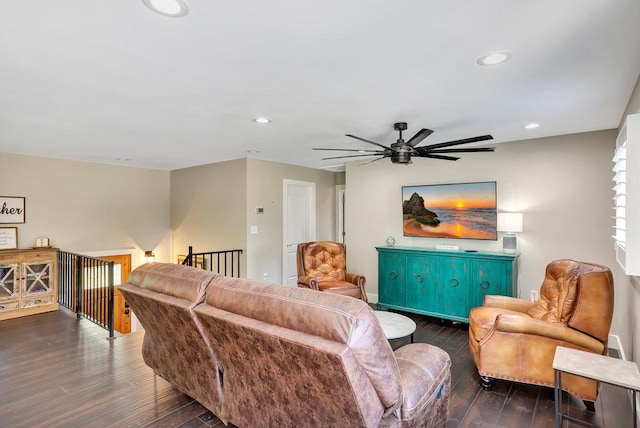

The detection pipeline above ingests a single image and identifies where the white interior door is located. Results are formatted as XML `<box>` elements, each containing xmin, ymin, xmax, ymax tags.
<box><xmin>283</xmin><ymin>180</ymin><xmax>316</xmax><ymax>286</ymax></box>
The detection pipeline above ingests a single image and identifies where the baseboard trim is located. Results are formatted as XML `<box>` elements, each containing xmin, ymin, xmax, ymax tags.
<box><xmin>608</xmin><ymin>333</ymin><xmax>626</xmax><ymax>360</ymax></box>
<box><xmin>367</xmin><ymin>293</ymin><xmax>378</xmax><ymax>304</ymax></box>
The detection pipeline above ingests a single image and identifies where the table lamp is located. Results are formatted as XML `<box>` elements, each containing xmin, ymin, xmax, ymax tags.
<box><xmin>497</xmin><ymin>212</ymin><xmax>523</xmax><ymax>253</ymax></box>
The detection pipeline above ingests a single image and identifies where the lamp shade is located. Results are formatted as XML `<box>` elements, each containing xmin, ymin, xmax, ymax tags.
<box><xmin>497</xmin><ymin>212</ymin><xmax>523</xmax><ymax>233</ymax></box>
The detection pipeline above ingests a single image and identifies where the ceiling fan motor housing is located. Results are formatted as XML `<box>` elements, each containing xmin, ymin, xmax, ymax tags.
<box><xmin>391</xmin><ymin>131</ymin><xmax>413</xmax><ymax>164</ymax></box>
<box><xmin>391</xmin><ymin>149</ymin><xmax>412</xmax><ymax>164</ymax></box>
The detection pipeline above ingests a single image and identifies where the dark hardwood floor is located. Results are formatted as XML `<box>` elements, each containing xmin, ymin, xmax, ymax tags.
<box><xmin>0</xmin><ymin>308</ymin><xmax>632</xmax><ymax>427</ymax></box>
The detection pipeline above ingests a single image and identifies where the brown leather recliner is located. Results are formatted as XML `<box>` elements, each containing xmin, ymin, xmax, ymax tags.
<box><xmin>468</xmin><ymin>259</ymin><xmax>614</xmax><ymax>407</ymax></box>
<box><xmin>297</xmin><ymin>241</ymin><xmax>367</xmax><ymax>302</ymax></box>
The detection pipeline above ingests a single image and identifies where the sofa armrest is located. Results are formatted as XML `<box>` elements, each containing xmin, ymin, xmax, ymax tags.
<box><xmin>345</xmin><ymin>273</ymin><xmax>365</xmax><ymax>286</ymax></box>
<box><xmin>392</xmin><ymin>343</ymin><xmax>451</xmax><ymax>422</ymax></box>
<box><xmin>483</xmin><ymin>295</ymin><xmax>534</xmax><ymax>313</ymax></box>
<box><xmin>493</xmin><ymin>313</ymin><xmax>605</xmax><ymax>353</ymax></box>
<box><xmin>345</xmin><ymin>273</ymin><xmax>367</xmax><ymax>302</ymax></box>
<box><xmin>297</xmin><ymin>275</ymin><xmax>319</xmax><ymax>291</ymax></box>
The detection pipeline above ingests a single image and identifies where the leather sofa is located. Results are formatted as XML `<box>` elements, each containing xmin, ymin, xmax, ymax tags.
<box><xmin>468</xmin><ymin>259</ymin><xmax>614</xmax><ymax>405</ymax></box>
<box><xmin>119</xmin><ymin>263</ymin><xmax>451</xmax><ymax>427</ymax></box>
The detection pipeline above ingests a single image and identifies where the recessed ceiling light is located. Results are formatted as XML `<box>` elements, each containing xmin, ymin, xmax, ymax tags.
<box><xmin>247</xmin><ymin>150</ymin><xmax>260</xmax><ymax>154</ymax></box>
<box><xmin>524</xmin><ymin>123</ymin><xmax>540</xmax><ymax>129</ymax></box>
<box><xmin>253</xmin><ymin>117</ymin><xmax>272</xmax><ymax>124</ymax></box>
<box><xmin>477</xmin><ymin>51</ymin><xmax>512</xmax><ymax>66</ymax></box>
<box><xmin>142</xmin><ymin>0</ymin><xmax>189</xmax><ymax>18</ymax></box>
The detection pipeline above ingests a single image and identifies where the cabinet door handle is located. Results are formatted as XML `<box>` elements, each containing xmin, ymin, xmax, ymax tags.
<box><xmin>389</xmin><ymin>271</ymin><xmax>398</xmax><ymax>280</ymax></box>
<box><xmin>480</xmin><ymin>280</ymin><xmax>490</xmax><ymax>290</ymax></box>
<box><xmin>414</xmin><ymin>274</ymin><xmax>424</xmax><ymax>283</ymax></box>
<box><xmin>450</xmin><ymin>278</ymin><xmax>459</xmax><ymax>287</ymax></box>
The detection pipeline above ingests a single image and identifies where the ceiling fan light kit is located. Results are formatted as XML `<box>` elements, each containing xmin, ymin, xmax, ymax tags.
<box><xmin>314</xmin><ymin>122</ymin><xmax>495</xmax><ymax>166</ymax></box>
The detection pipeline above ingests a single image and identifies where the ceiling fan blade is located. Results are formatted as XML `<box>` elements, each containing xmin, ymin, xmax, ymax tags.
<box><xmin>345</xmin><ymin>134</ymin><xmax>393</xmax><ymax>150</ymax></box>
<box><xmin>416</xmin><ymin>153</ymin><xmax>460</xmax><ymax>161</ymax></box>
<box><xmin>406</xmin><ymin>128</ymin><xmax>434</xmax><ymax>147</ymax></box>
<box><xmin>359</xmin><ymin>156</ymin><xmax>387</xmax><ymax>166</ymax></box>
<box><xmin>321</xmin><ymin>154</ymin><xmax>385</xmax><ymax>160</ymax></box>
<box><xmin>313</xmin><ymin>147</ymin><xmax>383</xmax><ymax>153</ymax></box>
<box><xmin>419</xmin><ymin>147</ymin><xmax>495</xmax><ymax>154</ymax></box>
<box><xmin>419</xmin><ymin>135</ymin><xmax>494</xmax><ymax>151</ymax></box>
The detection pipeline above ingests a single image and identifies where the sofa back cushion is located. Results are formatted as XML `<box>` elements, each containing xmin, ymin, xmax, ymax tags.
<box><xmin>203</xmin><ymin>275</ymin><xmax>402</xmax><ymax>412</ymax></box>
<box><xmin>125</xmin><ymin>262</ymin><xmax>214</xmax><ymax>302</ymax></box>
<box><xmin>193</xmin><ymin>303</ymin><xmax>384</xmax><ymax>427</ymax></box>
<box><xmin>119</xmin><ymin>263</ymin><xmax>224</xmax><ymax>417</ymax></box>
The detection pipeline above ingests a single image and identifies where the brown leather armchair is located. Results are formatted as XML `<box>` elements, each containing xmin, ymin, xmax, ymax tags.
<box><xmin>297</xmin><ymin>241</ymin><xmax>367</xmax><ymax>302</ymax></box>
<box><xmin>468</xmin><ymin>259</ymin><xmax>614</xmax><ymax>408</ymax></box>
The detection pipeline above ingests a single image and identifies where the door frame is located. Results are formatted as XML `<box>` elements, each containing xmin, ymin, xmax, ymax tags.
<box><xmin>335</xmin><ymin>184</ymin><xmax>345</xmax><ymax>244</ymax></box>
<box><xmin>282</xmin><ymin>179</ymin><xmax>316</xmax><ymax>285</ymax></box>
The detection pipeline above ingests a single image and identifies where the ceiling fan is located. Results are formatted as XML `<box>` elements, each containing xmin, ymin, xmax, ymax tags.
<box><xmin>314</xmin><ymin>122</ymin><xmax>495</xmax><ymax>165</ymax></box>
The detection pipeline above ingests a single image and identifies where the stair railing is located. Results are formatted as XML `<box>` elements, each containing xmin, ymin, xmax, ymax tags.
<box><xmin>57</xmin><ymin>250</ymin><xmax>115</xmax><ymax>338</ymax></box>
<box><xmin>181</xmin><ymin>246</ymin><xmax>244</xmax><ymax>277</ymax></box>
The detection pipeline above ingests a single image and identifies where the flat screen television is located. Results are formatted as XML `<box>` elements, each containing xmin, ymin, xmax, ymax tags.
<box><xmin>402</xmin><ymin>181</ymin><xmax>497</xmax><ymax>240</ymax></box>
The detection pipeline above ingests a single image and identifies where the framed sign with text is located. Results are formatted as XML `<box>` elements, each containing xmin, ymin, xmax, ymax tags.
<box><xmin>0</xmin><ymin>227</ymin><xmax>18</xmax><ymax>250</ymax></box>
<box><xmin>0</xmin><ymin>196</ymin><xmax>25</xmax><ymax>224</ymax></box>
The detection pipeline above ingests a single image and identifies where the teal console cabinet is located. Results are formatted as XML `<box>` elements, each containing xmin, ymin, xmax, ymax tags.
<box><xmin>376</xmin><ymin>247</ymin><xmax>519</xmax><ymax>322</ymax></box>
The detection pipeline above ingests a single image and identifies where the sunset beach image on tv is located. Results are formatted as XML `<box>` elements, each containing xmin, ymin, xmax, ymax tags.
<box><xmin>402</xmin><ymin>181</ymin><xmax>497</xmax><ymax>240</ymax></box>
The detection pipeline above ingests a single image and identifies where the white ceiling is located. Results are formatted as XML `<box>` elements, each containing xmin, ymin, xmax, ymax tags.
<box><xmin>1</xmin><ymin>1</ymin><xmax>640</xmax><ymax>171</ymax></box>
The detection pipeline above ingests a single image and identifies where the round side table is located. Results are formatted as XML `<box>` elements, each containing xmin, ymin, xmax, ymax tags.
<box><xmin>373</xmin><ymin>310</ymin><xmax>417</xmax><ymax>342</ymax></box>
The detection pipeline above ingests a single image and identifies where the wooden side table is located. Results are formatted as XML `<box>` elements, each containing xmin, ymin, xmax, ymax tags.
<box><xmin>553</xmin><ymin>346</ymin><xmax>640</xmax><ymax>428</ymax></box>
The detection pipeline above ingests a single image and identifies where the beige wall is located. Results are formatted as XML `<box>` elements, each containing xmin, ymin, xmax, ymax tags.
<box><xmin>0</xmin><ymin>153</ymin><xmax>170</xmax><ymax>266</ymax></box>
<box><xmin>170</xmin><ymin>157</ymin><xmax>338</xmax><ymax>282</ymax></box>
<box><xmin>170</xmin><ymin>158</ymin><xmax>248</xmax><ymax>272</ymax></box>
<box><xmin>246</xmin><ymin>158</ymin><xmax>337</xmax><ymax>282</ymax></box>
<box><xmin>345</xmin><ymin>130</ymin><xmax>630</xmax><ymax>353</ymax></box>
<box><xmin>0</xmin><ymin>152</ymin><xmax>337</xmax><ymax>284</ymax></box>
